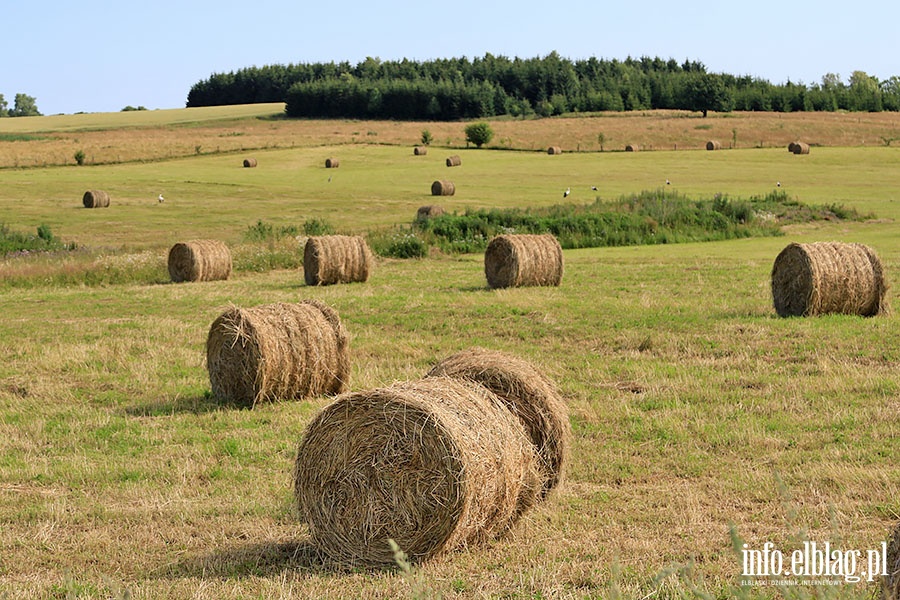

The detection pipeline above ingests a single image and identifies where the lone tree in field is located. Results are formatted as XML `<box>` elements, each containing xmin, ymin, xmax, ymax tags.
<box><xmin>9</xmin><ymin>93</ymin><xmax>41</xmax><ymax>117</ymax></box>
<box><xmin>684</xmin><ymin>74</ymin><xmax>731</xmax><ymax>118</ymax></box>
<box><xmin>465</xmin><ymin>122</ymin><xmax>494</xmax><ymax>148</ymax></box>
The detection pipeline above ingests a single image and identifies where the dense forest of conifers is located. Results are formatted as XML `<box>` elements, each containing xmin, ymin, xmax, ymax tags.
<box><xmin>186</xmin><ymin>52</ymin><xmax>900</xmax><ymax>120</ymax></box>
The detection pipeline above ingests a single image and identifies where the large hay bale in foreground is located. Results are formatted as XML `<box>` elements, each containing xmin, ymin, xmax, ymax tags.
<box><xmin>168</xmin><ymin>239</ymin><xmax>232</xmax><ymax>283</ymax></box>
<box><xmin>706</xmin><ymin>140</ymin><xmax>722</xmax><ymax>150</ymax></box>
<box><xmin>304</xmin><ymin>235</ymin><xmax>373</xmax><ymax>286</ymax></box>
<box><xmin>425</xmin><ymin>348</ymin><xmax>570</xmax><ymax>497</ymax></box>
<box><xmin>886</xmin><ymin>522</ymin><xmax>900</xmax><ymax>600</ymax></box>
<box><xmin>547</xmin><ymin>146</ymin><xmax>562</xmax><ymax>155</ymax></box>
<box><xmin>82</xmin><ymin>190</ymin><xmax>110</xmax><ymax>208</ymax></box>
<box><xmin>484</xmin><ymin>234</ymin><xmax>563</xmax><ymax>289</ymax></box>
<box><xmin>243</xmin><ymin>158</ymin><xmax>257</xmax><ymax>168</ymax></box>
<box><xmin>771</xmin><ymin>242</ymin><xmax>888</xmax><ymax>317</ymax></box>
<box><xmin>416</xmin><ymin>205</ymin><xmax>445</xmax><ymax>221</ymax></box>
<box><xmin>413</xmin><ymin>146</ymin><xmax>428</xmax><ymax>156</ymax></box>
<box><xmin>625</xmin><ymin>144</ymin><xmax>639</xmax><ymax>152</ymax></box>
<box><xmin>791</xmin><ymin>141</ymin><xmax>810</xmax><ymax>154</ymax></box>
<box><xmin>431</xmin><ymin>180</ymin><xmax>455</xmax><ymax>196</ymax></box>
<box><xmin>446</xmin><ymin>155</ymin><xmax>462</xmax><ymax>167</ymax></box>
<box><xmin>206</xmin><ymin>300</ymin><xmax>349</xmax><ymax>407</ymax></box>
<box><xmin>294</xmin><ymin>377</ymin><xmax>541</xmax><ymax>566</ymax></box>
<box><xmin>325</xmin><ymin>157</ymin><xmax>340</xmax><ymax>168</ymax></box>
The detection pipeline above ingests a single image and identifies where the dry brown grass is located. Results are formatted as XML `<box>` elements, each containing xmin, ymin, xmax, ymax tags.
<box><xmin>167</xmin><ymin>239</ymin><xmax>232</xmax><ymax>283</ymax></box>
<box><xmin>484</xmin><ymin>233</ymin><xmax>564</xmax><ymax>289</ymax></box>
<box><xmin>3</xmin><ymin>109</ymin><xmax>899</xmax><ymax>167</ymax></box>
<box><xmin>206</xmin><ymin>299</ymin><xmax>349</xmax><ymax>407</ymax></box>
<box><xmin>771</xmin><ymin>241</ymin><xmax>889</xmax><ymax>317</ymax></box>
<box><xmin>293</xmin><ymin>377</ymin><xmax>541</xmax><ymax>566</ymax></box>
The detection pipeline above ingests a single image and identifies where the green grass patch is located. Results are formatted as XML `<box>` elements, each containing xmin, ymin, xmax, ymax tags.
<box><xmin>0</xmin><ymin>223</ymin><xmax>74</xmax><ymax>255</ymax></box>
<box><xmin>410</xmin><ymin>189</ymin><xmax>866</xmax><ymax>254</ymax></box>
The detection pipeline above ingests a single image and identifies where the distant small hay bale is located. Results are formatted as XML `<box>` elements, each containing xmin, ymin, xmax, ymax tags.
<box><xmin>625</xmin><ymin>144</ymin><xmax>639</xmax><ymax>152</ymax></box>
<box><xmin>293</xmin><ymin>377</ymin><xmax>541</xmax><ymax>566</ymax></box>
<box><xmin>413</xmin><ymin>146</ymin><xmax>428</xmax><ymax>156</ymax></box>
<box><xmin>303</xmin><ymin>235</ymin><xmax>373</xmax><ymax>286</ymax></box>
<box><xmin>431</xmin><ymin>180</ymin><xmax>456</xmax><ymax>196</ymax></box>
<box><xmin>547</xmin><ymin>146</ymin><xmax>562</xmax><ymax>155</ymax></box>
<box><xmin>787</xmin><ymin>142</ymin><xmax>799</xmax><ymax>153</ymax></box>
<box><xmin>168</xmin><ymin>239</ymin><xmax>233</xmax><ymax>283</ymax></box>
<box><xmin>484</xmin><ymin>233</ymin><xmax>563</xmax><ymax>289</ymax></box>
<box><xmin>82</xmin><ymin>190</ymin><xmax>110</xmax><ymax>208</ymax></box>
<box><xmin>425</xmin><ymin>348</ymin><xmax>570</xmax><ymax>497</ymax></box>
<box><xmin>206</xmin><ymin>299</ymin><xmax>349</xmax><ymax>407</ymax></box>
<box><xmin>325</xmin><ymin>157</ymin><xmax>340</xmax><ymax>168</ymax></box>
<box><xmin>243</xmin><ymin>158</ymin><xmax>257</xmax><ymax>168</ymax></box>
<box><xmin>886</xmin><ymin>522</ymin><xmax>900</xmax><ymax>600</ymax></box>
<box><xmin>771</xmin><ymin>242</ymin><xmax>889</xmax><ymax>317</ymax></box>
<box><xmin>446</xmin><ymin>155</ymin><xmax>462</xmax><ymax>167</ymax></box>
<box><xmin>706</xmin><ymin>140</ymin><xmax>722</xmax><ymax>150</ymax></box>
<box><xmin>791</xmin><ymin>141</ymin><xmax>810</xmax><ymax>154</ymax></box>
<box><xmin>416</xmin><ymin>205</ymin><xmax>445</xmax><ymax>221</ymax></box>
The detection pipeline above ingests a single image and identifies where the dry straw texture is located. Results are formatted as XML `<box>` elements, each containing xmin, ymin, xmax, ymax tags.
<box><xmin>206</xmin><ymin>299</ymin><xmax>349</xmax><ymax>407</ymax></box>
<box><xmin>446</xmin><ymin>155</ymin><xmax>462</xmax><ymax>167</ymax></box>
<box><xmin>413</xmin><ymin>146</ymin><xmax>428</xmax><ymax>155</ymax></box>
<box><xmin>484</xmin><ymin>233</ymin><xmax>564</xmax><ymax>289</ymax></box>
<box><xmin>625</xmin><ymin>144</ymin><xmax>639</xmax><ymax>152</ymax></box>
<box><xmin>706</xmin><ymin>140</ymin><xmax>722</xmax><ymax>150</ymax></box>
<box><xmin>431</xmin><ymin>180</ymin><xmax>456</xmax><ymax>196</ymax></box>
<box><xmin>243</xmin><ymin>157</ymin><xmax>257</xmax><ymax>167</ymax></box>
<box><xmin>791</xmin><ymin>141</ymin><xmax>810</xmax><ymax>154</ymax></box>
<box><xmin>325</xmin><ymin>157</ymin><xmax>340</xmax><ymax>168</ymax></box>
<box><xmin>416</xmin><ymin>205</ymin><xmax>445</xmax><ymax>220</ymax></box>
<box><xmin>886</xmin><ymin>522</ymin><xmax>900</xmax><ymax>600</ymax></box>
<box><xmin>547</xmin><ymin>146</ymin><xmax>562</xmax><ymax>155</ymax></box>
<box><xmin>304</xmin><ymin>235</ymin><xmax>373</xmax><ymax>286</ymax></box>
<box><xmin>293</xmin><ymin>377</ymin><xmax>541</xmax><ymax>566</ymax></box>
<box><xmin>82</xmin><ymin>190</ymin><xmax>110</xmax><ymax>208</ymax></box>
<box><xmin>425</xmin><ymin>347</ymin><xmax>570</xmax><ymax>496</ymax></box>
<box><xmin>771</xmin><ymin>242</ymin><xmax>889</xmax><ymax>317</ymax></box>
<box><xmin>167</xmin><ymin>239</ymin><xmax>232</xmax><ymax>283</ymax></box>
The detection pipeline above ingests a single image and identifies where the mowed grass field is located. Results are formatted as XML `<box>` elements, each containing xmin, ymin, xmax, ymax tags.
<box><xmin>0</xmin><ymin>107</ymin><xmax>898</xmax><ymax>599</ymax></box>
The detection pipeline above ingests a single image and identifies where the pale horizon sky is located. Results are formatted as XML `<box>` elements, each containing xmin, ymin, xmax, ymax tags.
<box><xmin>3</xmin><ymin>1</ymin><xmax>898</xmax><ymax>116</ymax></box>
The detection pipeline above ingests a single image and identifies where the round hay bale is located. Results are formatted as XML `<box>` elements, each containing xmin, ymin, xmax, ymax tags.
<box><xmin>446</xmin><ymin>155</ymin><xmax>462</xmax><ymax>167</ymax></box>
<box><xmin>416</xmin><ymin>205</ymin><xmax>445</xmax><ymax>221</ymax></box>
<box><xmin>792</xmin><ymin>141</ymin><xmax>810</xmax><ymax>155</ymax></box>
<box><xmin>547</xmin><ymin>146</ymin><xmax>562</xmax><ymax>155</ymax></box>
<box><xmin>303</xmin><ymin>235</ymin><xmax>373</xmax><ymax>286</ymax></box>
<box><xmin>706</xmin><ymin>140</ymin><xmax>722</xmax><ymax>150</ymax></box>
<box><xmin>293</xmin><ymin>377</ymin><xmax>541</xmax><ymax>566</ymax></box>
<box><xmin>625</xmin><ymin>144</ymin><xmax>639</xmax><ymax>152</ymax></box>
<box><xmin>325</xmin><ymin>157</ymin><xmax>340</xmax><ymax>168</ymax></box>
<box><xmin>167</xmin><ymin>239</ymin><xmax>232</xmax><ymax>283</ymax></box>
<box><xmin>431</xmin><ymin>180</ymin><xmax>455</xmax><ymax>196</ymax></box>
<box><xmin>413</xmin><ymin>146</ymin><xmax>428</xmax><ymax>156</ymax></box>
<box><xmin>425</xmin><ymin>348</ymin><xmax>570</xmax><ymax>497</ymax></box>
<box><xmin>771</xmin><ymin>242</ymin><xmax>889</xmax><ymax>317</ymax></box>
<box><xmin>206</xmin><ymin>299</ymin><xmax>349</xmax><ymax>407</ymax></box>
<box><xmin>886</xmin><ymin>522</ymin><xmax>900</xmax><ymax>600</ymax></box>
<box><xmin>82</xmin><ymin>190</ymin><xmax>110</xmax><ymax>208</ymax></box>
<box><xmin>243</xmin><ymin>157</ymin><xmax>257</xmax><ymax>168</ymax></box>
<box><xmin>484</xmin><ymin>233</ymin><xmax>563</xmax><ymax>289</ymax></box>
<box><xmin>787</xmin><ymin>141</ymin><xmax>799</xmax><ymax>153</ymax></box>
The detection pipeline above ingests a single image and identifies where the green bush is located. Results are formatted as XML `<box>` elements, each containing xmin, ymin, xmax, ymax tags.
<box><xmin>464</xmin><ymin>122</ymin><xmax>494</xmax><ymax>148</ymax></box>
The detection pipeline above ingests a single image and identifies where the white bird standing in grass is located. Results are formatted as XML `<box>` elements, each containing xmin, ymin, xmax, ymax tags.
<box><xmin>666</xmin><ymin>179</ymin><xmax>671</xmax><ymax>185</ymax></box>
<box><xmin>158</xmin><ymin>194</ymin><xmax>165</xmax><ymax>203</ymax></box>
<box><xmin>563</xmin><ymin>187</ymin><xmax>570</xmax><ymax>198</ymax></box>
<box><xmin>591</xmin><ymin>185</ymin><xmax>598</xmax><ymax>191</ymax></box>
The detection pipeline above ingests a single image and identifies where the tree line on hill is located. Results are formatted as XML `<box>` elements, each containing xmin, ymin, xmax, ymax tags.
<box><xmin>186</xmin><ymin>53</ymin><xmax>900</xmax><ymax>119</ymax></box>
<box><xmin>0</xmin><ymin>93</ymin><xmax>41</xmax><ymax>117</ymax></box>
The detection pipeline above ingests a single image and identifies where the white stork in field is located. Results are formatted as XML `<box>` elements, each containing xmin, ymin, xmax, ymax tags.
<box><xmin>158</xmin><ymin>194</ymin><xmax>165</xmax><ymax>203</ymax></box>
<box><xmin>563</xmin><ymin>187</ymin><xmax>570</xmax><ymax>198</ymax></box>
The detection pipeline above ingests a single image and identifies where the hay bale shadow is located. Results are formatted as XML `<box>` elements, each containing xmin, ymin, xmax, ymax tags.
<box><xmin>162</xmin><ymin>540</ymin><xmax>392</xmax><ymax>579</ymax></box>
<box><xmin>124</xmin><ymin>393</ymin><xmax>244</xmax><ymax>416</ymax></box>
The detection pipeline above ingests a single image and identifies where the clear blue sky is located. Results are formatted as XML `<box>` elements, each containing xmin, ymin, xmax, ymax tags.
<box><xmin>4</xmin><ymin>0</ymin><xmax>898</xmax><ymax>116</ymax></box>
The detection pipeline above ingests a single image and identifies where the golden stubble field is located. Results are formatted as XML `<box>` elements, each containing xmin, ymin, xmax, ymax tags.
<box><xmin>2</xmin><ymin>104</ymin><xmax>900</xmax><ymax>167</ymax></box>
